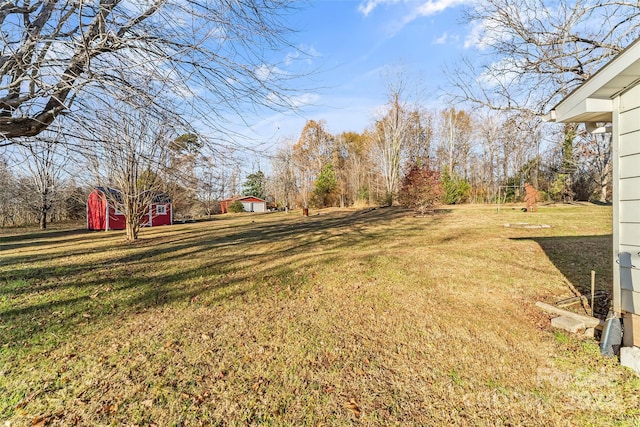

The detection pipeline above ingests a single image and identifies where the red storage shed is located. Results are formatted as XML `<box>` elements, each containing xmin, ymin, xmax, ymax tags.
<box><xmin>87</xmin><ymin>187</ymin><xmax>172</xmax><ymax>230</ymax></box>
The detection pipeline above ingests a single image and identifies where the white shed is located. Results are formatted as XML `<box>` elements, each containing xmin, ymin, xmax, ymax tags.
<box><xmin>547</xmin><ymin>37</ymin><xmax>640</xmax><ymax>348</ymax></box>
<box><xmin>239</xmin><ymin>196</ymin><xmax>266</xmax><ymax>213</ymax></box>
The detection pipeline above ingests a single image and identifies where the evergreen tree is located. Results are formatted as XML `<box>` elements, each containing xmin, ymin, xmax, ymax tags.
<box><xmin>243</xmin><ymin>171</ymin><xmax>266</xmax><ymax>199</ymax></box>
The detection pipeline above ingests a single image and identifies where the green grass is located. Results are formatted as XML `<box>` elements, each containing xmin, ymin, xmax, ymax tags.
<box><xmin>1</xmin><ymin>203</ymin><xmax>638</xmax><ymax>425</ymax></box>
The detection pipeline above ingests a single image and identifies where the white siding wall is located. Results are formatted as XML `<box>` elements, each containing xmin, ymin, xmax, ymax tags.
<box><xmin>618</xmin><ymin>83</ymin><xmax>640</xmax><ymax>314</ymax></box>
<box><xmin>240</xmin><ymin>201</ymin><xmax>266</xmax><ymax>212</ymax></box>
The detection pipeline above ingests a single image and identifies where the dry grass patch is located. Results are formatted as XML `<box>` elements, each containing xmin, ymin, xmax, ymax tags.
<box><xmin>1</xmin><ymin>205</ymin><xmax>639</xmax><ymax>425</ymax></box>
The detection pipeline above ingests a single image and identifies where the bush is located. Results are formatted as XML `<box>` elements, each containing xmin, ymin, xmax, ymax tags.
<box><xmin>228</xmin><ymin>200</ymin><xmax>245</xmax><ymax>213</ymax></box>
<box><xmin>537</xmin><ymin>190</ymin><xmax>548</xmax><ymax>203</ymax></box>
<box><xmin>398</xmin><ymin>164</ymin><xmax>444</xmax><ymax>214</ymax></box>
<box><xmin>442</xmin><ymin>170</ymin><xmax>470</xmax><ymax>204</ymax></box>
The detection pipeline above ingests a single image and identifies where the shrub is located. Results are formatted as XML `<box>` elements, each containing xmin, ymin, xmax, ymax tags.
<box><xmin>228</xmin><ymin>200</ymin><xmax>245</xmax><ymax>213</ymax></box>
<box><xmin>442</xmin><ymin>170</ymin><xmax>470</xmax><ymax>205</ymax></box>
<box><xmin>398</xmin><ymin>164</ymin><xmax>444</xmax><ymax>214</ymax></box>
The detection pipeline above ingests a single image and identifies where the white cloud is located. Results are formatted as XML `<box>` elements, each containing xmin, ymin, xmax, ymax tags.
<box><xmin>255</xmin><ymin>64</ymin><xmax>288</xmax><ymax>82</ymax></box>
<box><xmin>476</xmin><ymin>57</ymin><xmax>521</xmax><ymax>89</ymax></box>
<box><xmin>359</xmin><ymin>0</ymin><xmax>467</xmax><ymax>20</ymax></box>
<box><xmin>358</xmin><ymin>0</ymin><xmax>401</xmax><ymax>17</ymax></box>
<box><xmin>415</xmin><ymin>0</ymin><xmax>467</xmax><ymax>17</ymax></box>
<box><xmin>359</xmin><ymin>0</ymin><xmax>469</xmax><ymax>37</ymax></box>
<box><xmin>433</xmin><ymin>32</ymin><xmax>459</xmax><ymax>45</ymax></box>
<box><xmin>434</xmin><ymin>32</ymin><xmax>448</xmax><ymax>45</ymax></box>
<box><xmin>463</xmin><ymin>21</ymin><xmax>485</xmax><ymax>49</ymax></box>
<box><xmin>284</xmin><ymin>44</ymin><xmax>320</xmax><ymax>66</ymax></box>
<box><xmin>287</xmin><ymin>92</ymin><xmax>321</xmax><ymax>108</ymax></box>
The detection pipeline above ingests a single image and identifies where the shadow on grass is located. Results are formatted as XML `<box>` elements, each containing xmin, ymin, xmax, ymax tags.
<box><xmin>0</xmin><ymin>207</ymin><xmax>448</xmax><ymax>347</ymax></box>
<box><xmin>0</xmin><ymin>228</ymin><xmax>89</xmax><ymax>251</ymax></box>
<box><xmin>512</xmin><ymin>234</ymin><xmax>613</xmax><ymax>316</ymax></box>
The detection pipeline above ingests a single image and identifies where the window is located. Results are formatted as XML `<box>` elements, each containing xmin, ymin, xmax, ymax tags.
<box><xmin>156</xmin><ymin>205</ymin><xmax>167</xmax><ymax>215</ymax></box>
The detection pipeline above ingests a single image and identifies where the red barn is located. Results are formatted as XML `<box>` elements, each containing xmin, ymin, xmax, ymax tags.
<box><xmin>220</xmin><ymin>196</ymin><xmax>267</xmax><ymax>213</ymax></box>
<box><xmin>87</xmin><ymin>187</ymin><xmax>173</xmax><ymax>231</ymax></box>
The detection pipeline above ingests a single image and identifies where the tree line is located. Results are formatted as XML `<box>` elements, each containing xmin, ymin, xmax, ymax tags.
<box><xmin>264</xmin><ymin>97</ymin><xmax>611</xmax><ymax>213</ymax></box>
<box><xmin>0</xmin><ymin>83</ymin><xmax>614</xmax><ymax>232</ymax></box>
<box><xmin>1</xmin><ymin>0</ymin><xmax>633</xmax><ymax>238</ymax></box>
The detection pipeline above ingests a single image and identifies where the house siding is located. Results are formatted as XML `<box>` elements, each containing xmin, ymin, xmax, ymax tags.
<box><xmin>618</xmin><ymin>84</ymin><xmax>640</xmax><ymax>314</ymax></box>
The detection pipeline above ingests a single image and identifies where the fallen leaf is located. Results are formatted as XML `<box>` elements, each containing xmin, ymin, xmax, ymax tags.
<box><xmin>344</xmin><ymin>398</ymin><xmax>361</xmax><ymax>417</ymax></box>
<box><xmin>33</xmin><ymin>416</ymin><xmax>47</xmax><ymax>427</ymax></box>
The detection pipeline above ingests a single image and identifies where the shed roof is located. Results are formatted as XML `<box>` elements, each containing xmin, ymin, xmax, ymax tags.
<box><xmin>221</xmin><ymin>195</ymin><xmax>266</xmax><ymax>203</ymax></box>
<box><xmin>547</xmin><ymin>37</ymin><xmax>640</xmax><ymax>123</ymax></box>
<box><xmin>95</xmin><ymin>187</ymin><xmax>171</xmax><ymax>204</ymax></box>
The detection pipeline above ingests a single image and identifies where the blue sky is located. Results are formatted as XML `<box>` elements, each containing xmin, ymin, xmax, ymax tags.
<box><xmin>246</xmin><ymin>0</ymin><xmax>473</xmax><ymax>146</ymax></box>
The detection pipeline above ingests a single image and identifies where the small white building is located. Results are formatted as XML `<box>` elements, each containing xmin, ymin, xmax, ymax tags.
<box><xmin>219</xmin><ymin>196</ymin><xmax>267</xmax><ymax>214</ymax></box>
<box><xmin>547</xmin><ymin>38</ymin><xmax>640</xmax><ymax>348</ymax></box>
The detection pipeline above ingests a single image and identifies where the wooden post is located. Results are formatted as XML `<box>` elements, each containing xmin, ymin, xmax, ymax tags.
<box><xmin>591</xmin><ymin>270</ymin><xmax>596</xmax><ymax>317</ymax></box>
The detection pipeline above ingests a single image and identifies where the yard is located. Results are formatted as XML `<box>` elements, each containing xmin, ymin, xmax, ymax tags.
<box><xmin>1</xmin><ymin>204</ymin><xmax>639</xmax><ymax>426</ymax></box>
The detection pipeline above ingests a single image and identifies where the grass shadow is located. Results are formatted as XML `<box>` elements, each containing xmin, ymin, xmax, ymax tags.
<box><xmin>1</xmin><ymin>207</ymin><xmax>445</xmax><ymax>348</ymax></box>
<box><xmin>512</xmin><ymin>234</ymin><xmax>613</xmax><ymax>317</ymax></box>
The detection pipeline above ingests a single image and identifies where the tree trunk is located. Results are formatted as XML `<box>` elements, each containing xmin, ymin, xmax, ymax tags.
<box><xmin>126</xmin><ymin>224</ymin><xmax>137</xmax><ymax>241</ymax></box>
<box><xmin>601</xmin><ymin>183</ymin><xmax>608</xmax><ymax>203</ymax></box>
<box><xmin>40</xmin><ymin>191</ymin><xmax>48</xmax><ymax>229</ymax></box>
<box><xmin>126</xmin><ymin>216</ymin><xmax>139</xmax><ymax>241</ymax></box>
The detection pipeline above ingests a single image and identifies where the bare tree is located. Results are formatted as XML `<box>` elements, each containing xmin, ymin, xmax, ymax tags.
<box><xmin>197</xmin><ymin>169</ymin><xmax>221</xmax><ymax>217</ymax></box>
<box><xmin>196</xmin><ymin>157</ymin><xmax>228</xmax><ymax>217</ymax></box>
<box><xmin>405</xmin><ymin>109</ymin><xmax>434</xmax><ymax>168</ymax></box>
<box><xmin>0</xmin><ymin>155</ymin><xmax>19</xmax><ymax>227</ymax></box>
<box><xmin>444</xmin><ymin>1</ymin><xmax>636</xmax><ymax>206</ymax></box>
<box><xmin>434</xmin><ymin>108</ymin><xmax>473</xmax><ymax>178</ymax></box>
<box><xmin>370</xmin><ymin>91</ymin><xmax>410</xmax><ymax>205</ymax></box>
<box><xmin>81</xmin><ymin>104</ymin><xmax>176</xmax><ymax>241</ymax></box>
<box><xmin>15</xmin><ymin>133</ymin><xmax>70</xmax><ymax>229</ymax></box>
<box><xmin>292</xmin><ymin>120</ymin><xmax>333</xmax><ymax>210</ymax></box>
<box><xmin>0</xmin><ymin>0</ymin><xmax>305</xmax><ymax>143</ymax></box>
<box><xmin>475</xmin><ymin>112</ymin><xmax>502</xmax><ymax>202</ymax></box>
<box><xmin>336</xmin><ymin>131</ymin><xmax>371</xmax><ymax>206</ymax></box>
<box><xmin>452</xmin><ymin>0</ymin><xmax>640</xmax><ymax>113</ymax></box>
<box><xmin>576</xmin><ymin>129</ymin><xmax>612</xmax><ymax>202</ymax></box>
<box><xmin>268</xmin><ymin>144</ymin><xmax>297</xmax><ymax>211</ymax></box>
